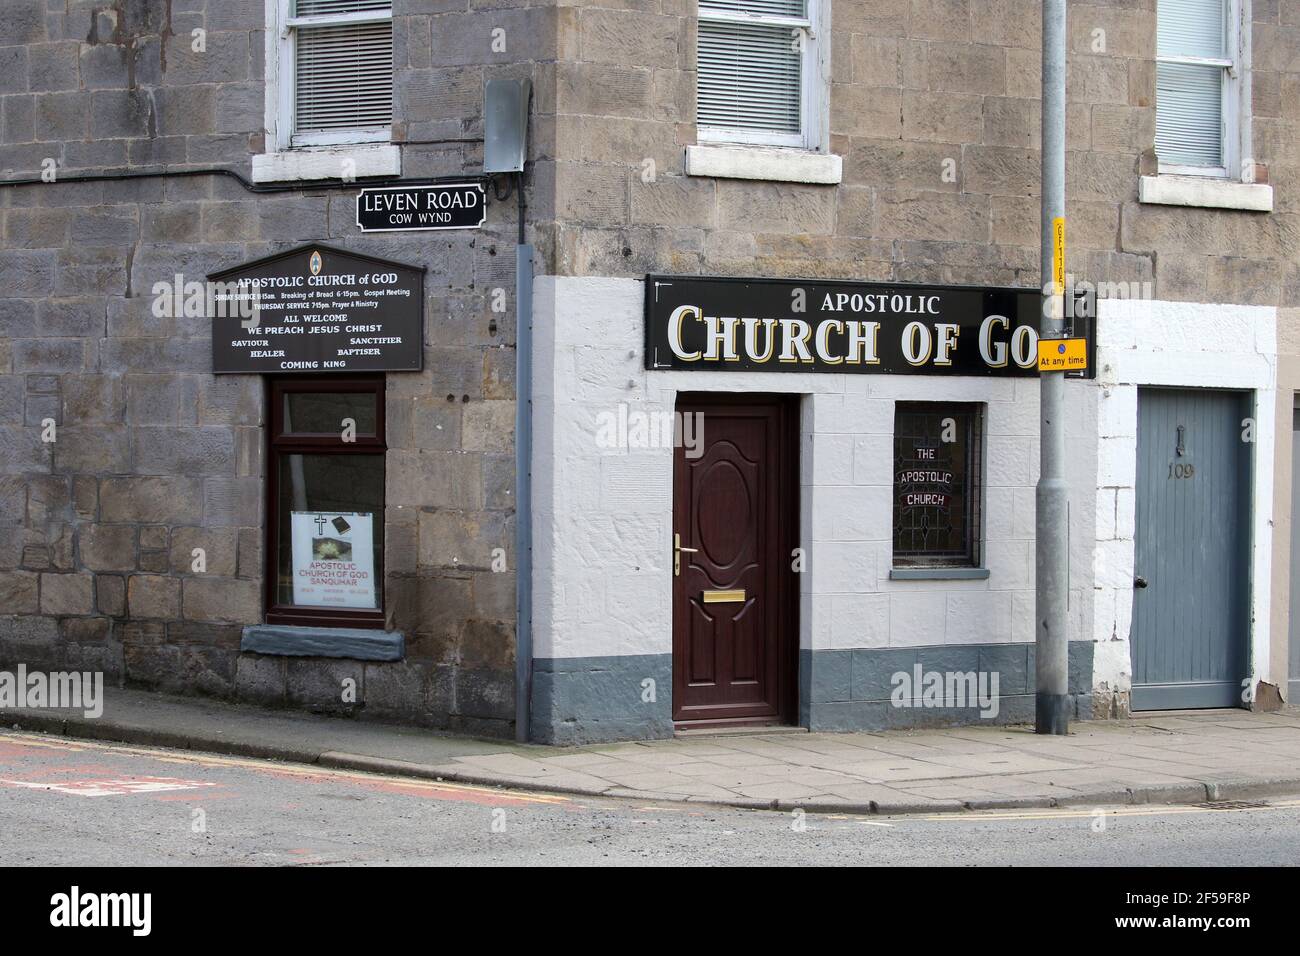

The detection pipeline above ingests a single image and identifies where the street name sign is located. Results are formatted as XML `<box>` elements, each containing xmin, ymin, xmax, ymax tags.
<box><xmin>356</xmin><ymin>183</ymin><xmax>486</xmax><ymax>232</ymax></box>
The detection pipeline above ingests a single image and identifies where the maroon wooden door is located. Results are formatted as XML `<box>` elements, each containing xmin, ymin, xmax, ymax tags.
<box><xmin>672</xmin><ymin>394</ymin><xmax>798</xmax><ymax>726</ymax></box>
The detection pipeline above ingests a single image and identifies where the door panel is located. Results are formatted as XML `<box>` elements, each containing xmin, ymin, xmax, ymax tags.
<box><xmin>1131</xmin><ymin>388</ymin><xmax>1251</xmax><ymax>710</ymax></box>
<box><xmin>672</xmin><ymin>395</ymin><xmax>798</xmax><ymax>725</ymax></box>
<box><xmin>1290</xmin><ymin>403</ymin><xmax>1300</xmax><ymax>698</ymax></box>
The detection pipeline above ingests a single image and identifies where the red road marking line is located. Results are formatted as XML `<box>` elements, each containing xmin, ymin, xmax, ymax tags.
<box><xmin>0</xmin><ymin>730</ymin><xmax>577</xmax><ymax>808</ymax></box>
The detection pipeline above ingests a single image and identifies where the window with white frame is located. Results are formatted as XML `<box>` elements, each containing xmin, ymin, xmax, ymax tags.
<box><xmin>1155</xmin><ymin>0</ymin><xmax>1242</xmax><ymax>177</ymax></box>
<box><xmin>695</xmin><ymin>0</ymin><xmax>824</xmax><ymax>150</ymax></box>
<box><xmin>276</xmin><ymin>0</ymin><xmax>393</xmax><ymax>149</ymax></box>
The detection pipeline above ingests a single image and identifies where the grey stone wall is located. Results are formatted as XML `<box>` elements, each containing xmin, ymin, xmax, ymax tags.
<box><xmin>0</xmin><ymin>0</ymin><xmax>562</xmax><ymax>737</ymax></box>
<box><xmin>536</xmin><ymin>0</ymin><xmax>1299</xmax><ymax>310</ymax></box>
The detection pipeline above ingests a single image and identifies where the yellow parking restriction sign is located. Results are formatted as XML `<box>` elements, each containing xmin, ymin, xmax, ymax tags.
<box><xmin>1038</xmin><ymin>337</ymin><xmax>1087</xmax><ymax>372</ymax></box>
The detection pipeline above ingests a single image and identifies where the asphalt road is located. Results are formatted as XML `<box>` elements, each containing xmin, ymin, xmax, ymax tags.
<box><xmin>1</xmin><ymin>730</ymin><xmax>1298</xmax><ymax>866</ymax></box>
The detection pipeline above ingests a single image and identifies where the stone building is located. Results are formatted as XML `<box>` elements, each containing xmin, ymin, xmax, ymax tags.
<box><xmin>526</xmin><ymin>0</ymin><xmax>1300</xmax><ymax>743</ymax></box>
<box><xmin>1</xmin><ymin>0</ymin><xmax>1297</xmax><ymax>744</ymax></box>
<box><xmin>0</xmin><ymin>0</ymin><xmax>540</xmax><ymax>737</ymax></box>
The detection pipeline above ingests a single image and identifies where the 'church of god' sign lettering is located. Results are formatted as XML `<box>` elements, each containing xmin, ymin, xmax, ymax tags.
<box><xmin>644</xmin><ymin>275</ymin><xmax>1093</xmax><ymax>378</ymax></box>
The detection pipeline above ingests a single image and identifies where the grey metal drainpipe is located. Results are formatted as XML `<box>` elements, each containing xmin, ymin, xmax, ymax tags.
<box><xmin>514</xmin><ymin>175</ymin><xmax>534</xmax><ymax>744</ymax></box>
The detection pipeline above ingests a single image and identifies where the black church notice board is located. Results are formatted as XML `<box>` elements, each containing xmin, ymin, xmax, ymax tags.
<box><xmin>209</xmin><ymin>244</ymin><xmax>424</xmax><ymax>374</ymax></box>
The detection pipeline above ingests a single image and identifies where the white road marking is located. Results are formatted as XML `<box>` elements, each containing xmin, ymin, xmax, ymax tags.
<box><xmin>0</xmin><ymin>775</ymin><xmax>219</xmax><ymax>797</ymax></box>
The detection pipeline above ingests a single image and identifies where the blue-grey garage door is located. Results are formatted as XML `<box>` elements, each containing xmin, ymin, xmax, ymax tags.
<box><xmin>1130</xmin><ymin>387</ymin><xmax>1251</xmax><ymax>710</ymax></box>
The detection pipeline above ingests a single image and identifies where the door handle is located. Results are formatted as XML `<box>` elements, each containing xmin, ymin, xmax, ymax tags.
<box><xmin>1134</xmin><ymin>576</ymin><xmax>1148</xmax><ymax>589</ymax></box>
<box><xmin>674</xmin><ymin>533</ymin><xmax>698</xmax><ymax>577</ymax></box>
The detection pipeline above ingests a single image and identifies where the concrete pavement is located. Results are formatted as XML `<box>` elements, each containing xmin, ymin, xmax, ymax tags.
<box><xmin>8</xmin><ymin>686</ymin><xmax>1300</xmax><ymax>814</ymax></box>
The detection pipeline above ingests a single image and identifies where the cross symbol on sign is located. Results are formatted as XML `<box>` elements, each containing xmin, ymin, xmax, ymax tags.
<box><xmin>314</xmin><ymin>516</ymin><xmax>327</xmax><ymax>535</ymax></box>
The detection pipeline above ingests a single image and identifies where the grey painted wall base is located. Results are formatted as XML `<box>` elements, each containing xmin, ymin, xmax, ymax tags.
<box><xmin>530</xmin><ymin>654</ymin><xmax>673</xmax><ymax>745</ymax></box>
<box><xmin>240</xmin><ymin>624</ymin><xmax>404</xmax><ymax>661</ymax></box>
<box><xmin>529</xmin><ymin>644</ymin><xmax>1100</xmax><ymax>743</ymax></box>
<box><xmin>800</xmin><ymin>642</ymin><xmax>1096</xmax><ymax>732</ymax></box>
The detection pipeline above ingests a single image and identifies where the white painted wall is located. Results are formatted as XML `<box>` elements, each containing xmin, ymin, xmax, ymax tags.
<box><xmin>532</xmin><ymin>276</ymin><xmax>1098</xmax><ymax>665</ymax></box>
<box><xmin>532</xmin><ymin>278</ymin><xmax>1280</xmax><ymax>713</ymax></box>
<box><xmin>800</xmin><ymin>373</ymin><xmax>1096</xmax><ymax>656</ymax></box>
<box><xmin>1089</xmin><ymin>298</ymin><xmax>1278</xmax><ymax>696</ymax></box>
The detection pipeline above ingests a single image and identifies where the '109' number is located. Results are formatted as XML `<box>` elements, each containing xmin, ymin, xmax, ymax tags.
<box><xmin>1169</xmin><ymin>462</ymin><xmax>1195</xmax><ymax>480</ymax></box>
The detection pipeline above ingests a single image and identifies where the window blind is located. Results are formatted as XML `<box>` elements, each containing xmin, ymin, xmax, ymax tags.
<box><xmin>1156</xmin><ymin>62</ymin><xmax>1224</xmax><ymax>166</ymax></box>
<box><xmin>697</xmin><ymin>20</ymin><xmax>802</xmax><ymax>134</ymax></box>
<box><xmin>295</xmin><ymin>20</ymin><xmax>393</xmax><ymax>135</ymax></box>
<box><xmin>699</xmin><ymin>0</ymin><xmax>806</xmax><ymax>17</ymax></box>
<box><xmin>1155</xmin><ymin>0</ymin><xmax>1229</xmax><ymax>167</ymax></box>
<box><xmin>295</xmin><ymin>0</ymin><xmax>391</xmax><ymax>15</ymax></box>
<box><xmin>1157</xmin><ymin>0</ymin><xmax>1226</xmax><ymax>57</ymax></box>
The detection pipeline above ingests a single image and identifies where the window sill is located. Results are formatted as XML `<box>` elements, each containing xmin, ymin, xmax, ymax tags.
<box><xmin>242</xmin><ymin>624</ymin><xmax>404</xmax><ymax>661</ymax></box>
<box><xmin>251</xmin><ymin>143</ymin><xmax>400</xmax><ymax>184</ymax></box>
<box><xmin>1138</xmin><ymin>175</ymin><xmax>1273</xmax><ymax>212</ymax></box>
<box><xmin>685</xmin><ymin>144</ymin><xmax>842</xmax><ymax>185</ymax></box>
<box><xmin>889</xmin><ymin>567</ymin><xmax>990</xmax><ymax>581</ymax></box>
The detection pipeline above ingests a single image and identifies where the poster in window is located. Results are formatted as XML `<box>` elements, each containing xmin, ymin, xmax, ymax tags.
<box><xmin>291</xmin><ymin>511</ymin><xmax>376</xmax><ymax>609</ymax></box>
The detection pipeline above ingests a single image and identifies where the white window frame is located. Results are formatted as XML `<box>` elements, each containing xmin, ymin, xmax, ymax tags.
<box><xmin>695</xmin><ymin>0</ymin><xmax>830</xmax><ymax>153</ymax></box>
<box><xmin>265</xmin><ymin>0</ymin><xmax>393</xmax><ymax>152</ymax></box>
<box><xmin>1155</xmin><ymin>0</ymin><xmax>1248</xmax><ymax>180</ymax></box>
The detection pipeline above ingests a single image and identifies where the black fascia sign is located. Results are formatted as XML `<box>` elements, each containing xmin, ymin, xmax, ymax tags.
<box><xmin>644</xmin><ymin>274</ymin><xmax>1094</xmax><ymax>379</ymax></box>
<box><xmin>208</xmin><ymin>244</ymin><xmax>425</xmax><ymax>374</ymax></box>
<box><xmin>356</xmin><ymin>183</ymin><xmax>486</xmax><ymax>232</ymax></box>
